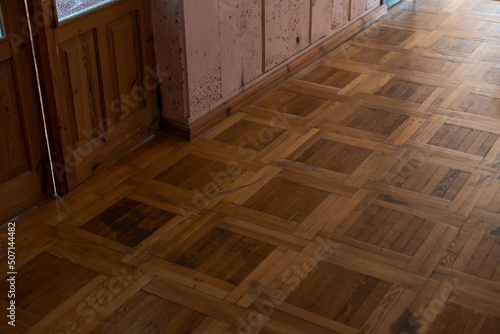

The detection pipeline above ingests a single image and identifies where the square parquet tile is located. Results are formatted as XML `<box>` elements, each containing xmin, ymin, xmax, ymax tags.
<box><xmin>361</xmin><ymin>26</ymin><xmax>414</xmax><ymax>46</ymax></box>
<box><xmin>299</xmin><ymin>66</ymin><xmax>361</xmax><ymax>89</ymax></box>
<box><xmin>342</xmin><ymin>205</ymin><xmax>435</xmax><ymax>257</ymax></box>
<box><xmin>483</xmin><ymin>68</ymin><xmax>500</xmax><ymax>86</ymax></box>
<box><xmin>331</xmin><ymin>45</ymin><xmax>391</xmax><ymax>65</ymax></box>
<box><xmin>485</xmin><ymin>46</ymin><xmax>500</xmax><ymax>63</ymax></box>
<box><xmin>400</xmin><ymin>0</ymin><xmax>453</xmax><ymax>11</ymax></box>
<box><xmin>284</xmin><ymin>261</ymin><xmax>392</xmax><ymax>329</ymax></box>
<box><xmin>164</xmin><ymin>227</ymin><xmax>276</xmax><ymax>285</ymax></box>
<box><xmin>471</xmin><ymin>2</ymin><xmax>500</xmax><ymax>15</ymax></box>
<box><xmin>392</xmin><ymin>54</ymin><xmax>458</xmax><ymax>77</ymax></box>
<box><xmin>456</xmin><ymin>93</ymin><xmax>500</xmax><ymax>118</ymax></box>
<box><xmin>478</xmin><ymin>178</ymin><xmax>500</xmax><ymax>214</ymax></box>
<box><xmin>154</xmin><ymin>154</ymin><xmax>242</xmax><ymax>190</ymax></box>
<box><xmin>375</xmin><ymin>79</ymin><xmax>437</xmax><ymax>104</ymax></box>
<box><xmin>252</xmin><ymin>90</ymin><xmax>328</xmax><ymax>117</ymax></box>
<box><xmin>464</xmin><ymin>232</ymin><xmax>500</xmax><ymax>281</ymax></box>
<box><xmin>426</xmin><ymin>302</ymin><xmax>500</xmax><ymax>334</ymax></box>
<box><xmin>427</xmin><ymin>124</ymin><xmax>499</xmax><ymax>156</ymax></box>
<box><xmin>440</xmin><ymin>219</ymin><xmax>500</xmax><ymax>282</ymax></box>
<box><xmin>295</xmin><ymin>139</ymin><xmax>373</xmax><ymax>175</ymax></box>
<box><xmin>213</xmin><ymin>119</ymin><xmax>286</xmax><ymax>150</ymax></box>
<box><xmin>1</xmin><ymin>253</ymin><xmax>98</xmax><ymax>318</ymax></box>
<box><xmin>429</xmin><ymin>36</ymin><xmax>481</xmax><ymax>55</ymax></box>
<box><xmin>387</xmin><ymin>10</ymin><xmax>449</xmax><ymax>30</ymax></box>
<box><xmin>81</xmin><ymin>198</ymin><xmax>176</xmax><ymax>248</ymax></box>
<box><xmin>441</xmin><ymin>15</ymin><xmax>500</xmax><ymax>35</ymax></box>
<box><xmin>340</xmin><ymin>107</ymin><xmax>409</xmax><ymax>136</ymax></box>
<box><xmin>91</xmin><ymin>291</ymin><xmax>209</xmax><ymax>333</ymax></box>
<box><xmin>242</xmin><ymin>176</ymin><xmax>330</xmax><ymax>223</ymax></box>
<box><xmin>382</xmin><ymin>158</ymin><xmax>472</xmax><ymax>201</ymax></box>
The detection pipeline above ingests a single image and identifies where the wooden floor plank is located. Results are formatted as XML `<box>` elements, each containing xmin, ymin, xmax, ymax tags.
<box><xmin>3</xmin><ymin>0</ymin><xmax>500</xmax><ymax>332</ymax></box>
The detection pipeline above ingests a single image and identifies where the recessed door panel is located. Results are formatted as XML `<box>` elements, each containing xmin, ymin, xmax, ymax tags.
<box><xmin>0</xmin><ymin>59</ymin><xmax>29</xmax><ymax>184</ymax></box>
<box><xmin>106</xmin><ymin>12</ymin><xmax>144</xmax><ymax>124</ymax></box>
<box><xmin>58</xmin><ymin>30</ymin><xmax>105</xmax><ymax>149</ymax></box>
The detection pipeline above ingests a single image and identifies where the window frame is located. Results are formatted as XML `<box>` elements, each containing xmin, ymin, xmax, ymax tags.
<box><xmin>55</xmin><ymin>0</ymin><xmax>116</xmax><ymax>22</ymax></box>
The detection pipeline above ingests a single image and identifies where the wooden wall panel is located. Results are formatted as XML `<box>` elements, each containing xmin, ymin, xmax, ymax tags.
<box><xmin>0</xmin><ymin>59</ymin><xmax>29</xmax><ymax>184</ymax></box>
<box><xmin>0</xmin><ymin>41</ymin><xmax>11</xmax><ymax>62</ymax></box>
<box><xmin>58</xmin><ymin>30</ymin><xmax>104</xmax><ymax>149</ymax></box>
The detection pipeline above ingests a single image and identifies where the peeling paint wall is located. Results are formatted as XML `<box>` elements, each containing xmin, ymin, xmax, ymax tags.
<box><xmin>220</xmin><ymin>0</ymin><xmax>263</xmax><ymax>98</ymax></box>
<box><xmin>265</xmin><ymin>0</ymin><xmax>311</xmax><ymax>71</ymax></box>
<box><xmin>351</xmin><ymin>0</ymin><xmax>368</xmax><ymax>19</ymax></box>
<box><xmin>152</xmin><ymin>0</ymin><xmax>188</xmax><ymax>122</ymax></box>
<box><xmin>332</xmin><ymin>0</ymin><xmax>351</xmax><ymax>31</ymax></box>
<box><xmin>183</xmin><ymin>0</ymin><xmax>222</xmax><ymax>118</ymax></box>
<box><xmin>312</xmin><ymin>0</ymin><xmax>334</xmax><ymax>43</ymax></box>
<box><xmin>153</xmin><ymin>0</ymin><xmax>382</xmax><ymax>126</ymax></box>
<box><xmin>367</xmin><ymin>0</ymin><xmax>380</xmax><ymax>9</ymax></box>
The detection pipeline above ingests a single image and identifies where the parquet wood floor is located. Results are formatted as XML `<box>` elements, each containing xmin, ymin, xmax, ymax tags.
<box><xmin>2</xmin><ymin>0</ymin><xmax>500</xmax><ymax>333</ymax></box>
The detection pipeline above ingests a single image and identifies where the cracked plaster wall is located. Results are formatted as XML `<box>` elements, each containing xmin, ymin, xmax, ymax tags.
<box><xmin>153</xmin><ymin>0</ymin><xmax>381</xmax><ymax>125</ymax></box>
<box><xmin>152</xmin><ymin>0</ymin><xmax>189</xmax><ymax>122</ymax></box>
<box><xmin>265</xmin><ymin>0</ymin><xmax>311</xmax><ymax>71</ymax></box>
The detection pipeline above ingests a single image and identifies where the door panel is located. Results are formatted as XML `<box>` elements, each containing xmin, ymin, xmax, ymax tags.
<box><xmin>0</xmin><ymin>60</ymin><xmax>30</xmax><ymax>184</ymax></box>
<box><xmin>33</xmin><ymin>0</ymin><xmax>159</xmax><ymax>192</ymax></box>
<box><xmin>106</xmin><ymin>12</ymin><xmax>145</xmax><ymax>124</ymax></box>
<box><xmin>58</xmin><ymin>30</ymin><xmax>105</xmax><ymax>148</ymax></box>
<box><xmin>0</xmin><ymin>0</ymin><xmax>53</xmax><ymax>223</ymax></box>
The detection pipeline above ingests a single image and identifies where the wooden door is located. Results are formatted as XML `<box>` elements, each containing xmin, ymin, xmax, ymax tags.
<box><xmin>0</xmin><ymin>0</ymin><xmax>53</xmax><ymax>223</ymax></box>
<box><xmin>31</xmin><ymin>0</ymin><xmax>159</xmax><ymax>193</ymax></box>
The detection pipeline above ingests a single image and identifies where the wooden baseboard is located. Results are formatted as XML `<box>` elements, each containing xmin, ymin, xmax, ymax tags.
<box><xmin>163</xmin><ymin>4</ymin><xmax>388</xmax><ymax>141</ymax></box>
<box><xmin>160</xmin><ymin>117</ymin><xmax>191</xmax><ymax>141</ymax></box>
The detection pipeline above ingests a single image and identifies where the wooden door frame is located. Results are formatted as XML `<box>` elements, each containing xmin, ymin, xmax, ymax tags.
<box><xmin>0</xmin><ymin>0</ymin><xmax>53</xmax><ymax>222</ymax></box>
<box><xmin>28</xmin><ymin>0</ymin><xmax>159</xmax><ymax>195</ymax></box>
<box><xmin>27</xmin><ymin>0</ymin><xmax>69</xmax><ymax>195</ymax></box>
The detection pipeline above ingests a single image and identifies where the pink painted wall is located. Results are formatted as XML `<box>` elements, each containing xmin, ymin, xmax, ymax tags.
<box><xmin>312</xmin><ymin>0</ymin><xmax>350</xmax><ymax>42</ymax></box>
<box><xmin>153</xmin><ymin>0</ymin><xmax>381</xmax><ymax>127</ymax></box>
<box><xmin>219</xmin><ymin>0</ymin><xmax>263</xmax><ymax>99</ymax></box>
<box><xmin>152</xmin><ymin>0</ymin><xmax>188</xmax><ymax>123</ymax></box>
<box><xmin>265</xmin><ymin>1</ymin><xmax>311</xmax><ymax>71</ymax></box>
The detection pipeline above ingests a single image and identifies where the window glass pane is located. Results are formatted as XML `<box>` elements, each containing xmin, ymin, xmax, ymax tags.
<box><xmin>56</xmin><ymin>0</ymin><xmax>115</xmax><ymax>21</ymax></box>
<box><xmin>0</xmin><ymin>4</ymin><xmax>4</xmax><ymax>37</ymax></box>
